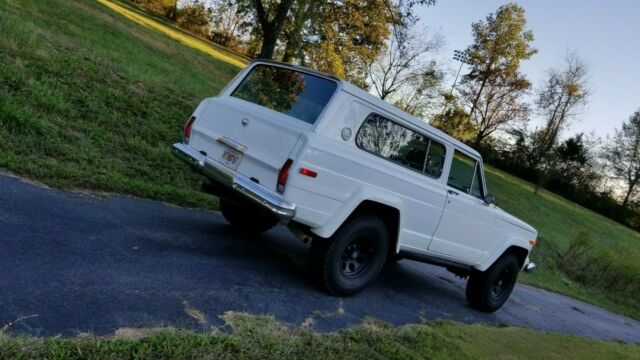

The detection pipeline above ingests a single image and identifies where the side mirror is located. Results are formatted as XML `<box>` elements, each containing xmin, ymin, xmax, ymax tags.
<box><xmin>484</xmin><ymin>193</ymin><xmax>496</xmax><ymax>205</ymax></box>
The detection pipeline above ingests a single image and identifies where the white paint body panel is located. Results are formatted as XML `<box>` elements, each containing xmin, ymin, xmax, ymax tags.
<box><xmin>186</xmin><ymin>61</ymin><xmax>538</xmax><ymax>271</ymax></box>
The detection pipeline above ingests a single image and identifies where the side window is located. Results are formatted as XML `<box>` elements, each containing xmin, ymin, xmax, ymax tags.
<box><xmin>448</xmin><ymin>150</ymin><xmax>483</xmax><ymax>198</ymax></box>
<box><xmin>356</xmin><ymin>113</ymin><xmax>445</xmax><ymax>178</ymax></box>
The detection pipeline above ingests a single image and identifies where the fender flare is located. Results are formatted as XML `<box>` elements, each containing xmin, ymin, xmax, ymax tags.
<box><xmin>477</xmin><ymin>240</ymin><xmax>531</xmax><ymax>272</ymax></box>
<box><xmin>310</xmin><ymin>186</ymin><xmax>403</xmax><ymax>239</ymax></box>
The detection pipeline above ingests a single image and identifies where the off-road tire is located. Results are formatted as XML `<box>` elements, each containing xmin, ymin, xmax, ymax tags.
<box><xmin>466</xmin><ymin>253</ymin><xmax>520</xmax><ymax>312</ymax></box>
<box><xmin>308</xmin><ymin>216</ymin><xmax>389</xmax><ymax>296</ymax></box>
<box><xmin>219</xmin><ymin>198</ymin><xmax>278</xmax><ymax>235</ymax></box>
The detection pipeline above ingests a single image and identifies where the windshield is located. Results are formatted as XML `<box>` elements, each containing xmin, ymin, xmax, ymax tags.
<box><xmin>231</xmin><ymin>64</ymin><xmax>337</xmax><ymax>124</ymax></box>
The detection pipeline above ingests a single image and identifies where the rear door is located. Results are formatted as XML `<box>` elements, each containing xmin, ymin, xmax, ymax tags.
<box><xmin>188</xmin><ymin>63</ymin><xmax>339</xmax><ymax>192</ymax></box>
<box><xmin>429</xmin><ymin>150</ymin><xmax>496</xmax><ymax>263</ymax></box>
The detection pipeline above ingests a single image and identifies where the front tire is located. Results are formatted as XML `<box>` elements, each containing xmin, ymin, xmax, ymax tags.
<box><xmin>466</xmin><ymin>254</ymin><xmax>520</xmax><ymax>312</ymax></box>
<box><xmin>219</xmin><ymin>198</ymin><xmax>278</xmax><ymax>235</ymax></box>
<box><xmin>308</xmin><ymin>216</ymin><xmax>389</xmax><ymax>296</ymax></box>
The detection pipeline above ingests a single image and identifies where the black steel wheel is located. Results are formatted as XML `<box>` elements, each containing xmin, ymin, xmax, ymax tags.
<box><xmin>466</xmin><ymin>253</ymin><xmax>520</xmax><ymax>312</ymax></box>
<box><xmin>308</xmin><ymin>215</ymin><xmax>389</xmax><ymax>296</ymax></box>
<box><xmin>340</xmin><ymin>237</ymin><xmax>375</xmax><ymax>279</ymax></box>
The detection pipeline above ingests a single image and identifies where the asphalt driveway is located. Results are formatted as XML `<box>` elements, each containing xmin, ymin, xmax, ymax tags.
<box><xmin>0</xmin><ymin>173</ymin><xmax>638</xmax><ymax>343</ymax></box>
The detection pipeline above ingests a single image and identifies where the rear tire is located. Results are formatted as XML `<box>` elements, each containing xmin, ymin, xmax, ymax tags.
<box><xmin>308</xmin><ymin>216</ymin><xmax>389</xmax><ymax>296</ymax></box>
<box><xmin>466</xmin><ymin>253</ymin><xmax>520</xmax><ymax>312</ymax></box>
<box><xmin>219</xmin><ymin>198</ymin><xmax>278</xmax><ymax>235</ymax></box>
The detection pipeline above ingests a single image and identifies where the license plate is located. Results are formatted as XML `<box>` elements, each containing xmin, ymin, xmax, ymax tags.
<box><xmin>220</xmin><ymin>148</ymin><xmax>242</xmax><ymax>170</ymax></box>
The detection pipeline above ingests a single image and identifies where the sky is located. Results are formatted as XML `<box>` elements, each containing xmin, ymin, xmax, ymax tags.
<box><xmin>415</xmin><ymin>0</ymin><xmax>640</xmax><ymax>138</ymax></box>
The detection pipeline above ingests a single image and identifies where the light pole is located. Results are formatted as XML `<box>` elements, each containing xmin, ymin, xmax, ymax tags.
<box><xmin>441</xmin><ymin>50</ymin><xmax>469</xmax><ymax>115</ymax></box>
<box><xmin>451</xmin><ymin>50</ymin><xmax>469</xmax><ymax>94</ymax></box>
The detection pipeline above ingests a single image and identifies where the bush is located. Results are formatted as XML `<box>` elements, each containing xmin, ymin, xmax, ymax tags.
<box><xmin>175</xmin><ymin>1</ymin><xmax>213</xmax><ymax>38</ymax></box>
<box><xmin>554</xmin><ymin>232</ymin><xmax>640</xmax><ymax>298</ymax></box>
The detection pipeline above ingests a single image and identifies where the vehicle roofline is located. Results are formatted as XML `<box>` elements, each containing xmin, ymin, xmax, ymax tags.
<box><xmin>247</xmin><ymin>60</ymin><xmax>481</xmax><ymax>158</ymax></box>
<box><xmin>248</xmin><ymin>59</ymin><xmax>343</xmax><ymax>83</ymax></box>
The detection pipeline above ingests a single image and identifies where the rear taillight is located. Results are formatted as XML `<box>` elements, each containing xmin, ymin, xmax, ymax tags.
<box><xmin>277</xmin><ymin>159</ymin><xmax>293</xmax><ymax>193</ymax></box>
<box><xmin>183</xmin><ymin>115</ymin><xmax>196</xmax><ymax>143</ymax></box>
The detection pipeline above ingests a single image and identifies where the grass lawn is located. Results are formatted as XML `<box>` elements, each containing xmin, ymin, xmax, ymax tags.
<box><xmin>1</xmin><ymin>313</ymin><xmax>639</xmax><ymax>360</ymax></box>
<box><xmin>0</xmin><ymin>0</ymin><xmax>245</xmax><ymax>210</ymax></box>
<box><xmin>486</xmin><ymin>166</ymin><xmax>640</xmax><ymax>319</ymax></box>
<box><xmin>1</xmin><ymin>0</ymin><xmax>639</xmax><ymax>325</ymax></box>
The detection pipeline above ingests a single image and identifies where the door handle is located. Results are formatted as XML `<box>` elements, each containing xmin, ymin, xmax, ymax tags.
<box><xmin>448</xmin><ymin>189</ymin><xmax>459</xmax><ymax>196</ymax></box>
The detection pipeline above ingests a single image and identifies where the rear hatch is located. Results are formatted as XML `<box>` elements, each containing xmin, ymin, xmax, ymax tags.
<box><xmin>187</xmin><ymin>63</ymin><xmax>338</xmax><ymax>192</ymax></box>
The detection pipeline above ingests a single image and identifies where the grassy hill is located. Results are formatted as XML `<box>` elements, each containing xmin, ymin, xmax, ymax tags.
<box><xmin>1</xmin><ymin>0</ymin><xmax>639</xmax><ymax>325</ymax></box>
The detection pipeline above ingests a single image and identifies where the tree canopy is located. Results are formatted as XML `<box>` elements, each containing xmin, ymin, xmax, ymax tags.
<box><xmin>459</xmin><ymin>3</ymin><xmax>537</xmax><ymax>146</ymax></box>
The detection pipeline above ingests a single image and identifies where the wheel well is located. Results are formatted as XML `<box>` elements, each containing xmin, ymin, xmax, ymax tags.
<box><xmin>348</xmin><ymin>200</ymin><xmax>400</xmax><ymax>257</ymax></box>
<box><xmin>503</xmin><ymin>245</ymin><xmax>529</xmax><ymax>268</ymax></box>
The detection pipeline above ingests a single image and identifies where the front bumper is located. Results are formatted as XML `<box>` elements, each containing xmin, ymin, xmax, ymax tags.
<box><xmin>171</xmin><ymin>143</ymin><xmax>296</xmax><ymax>221</ymax></box>
<box><xmin>523</xmin><ymin>261</ymin><xmax>536</xmax><ymax>273</ymax></box>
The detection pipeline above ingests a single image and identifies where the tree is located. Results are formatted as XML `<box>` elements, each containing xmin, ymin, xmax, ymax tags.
<box><xmin>132</xmin><ymin>0</ymin><xmax>178</xmax><ymax>20</ymax></box>
<box><xmin>461</xmin><ymin>72</ymin><xmax>531</xmax><ymax>146</ymax></box>
<box><xmin>305</xmin><ymin>0</ymin><xmax>396</xmax><ymax>88</ymax></box>
<box><xmin>392</xmin><ymin>61</ymin><xmax>444</xmax><ymax>119</ymax></box>
<box><xmin>530</xmin><ymin>53</ymin><xmax>589</xmax><ymax>193</ymax></box>
<box><xmin>175</xmin><ymin>1</ymin><xmax>213</xmax><ymax>37</ymax></box>
<box><xmin>209</xmin><ymin>0</ymin><xmax>251</xmax><ymax>49</ymax></box>
<box><xmin>244</xmin><ymin>0</ymin><xmax>296</xmax><ymax>59</ymax></box>
<box><xmin>280</xmin><ymin>0</ymin><xmax>319</xmax><ymax>63</ymax></box>
<box><xmin>604</xmin><ymin>110</ymin><xmax>640</xmax><ymax>208</ymax></box>
<box><xmin>367</xmin><ymin>16</ymin><xmax>443</xmax><ymax>101</ymax></box>
<box><xmin>546</xmin><ymin>133</ymin><xmax>601</xmax><ymax>196</ymax></box>
<box><xmin>430</xmin><ymin>102</ymin><xmax>477</xmax><ymax>142</ymax></box>
<box><xmin>459</xmin><ymin>3</ymin><xmax>537</xmax><ymax>146</ymax></box>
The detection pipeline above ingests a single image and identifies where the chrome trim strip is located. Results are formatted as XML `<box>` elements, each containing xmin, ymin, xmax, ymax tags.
<box><xmin>172</xmin><ymin>143</ymin><xmax>295</xmax><ymax>221</ymax></box>
<box><xmin>217</xmin><ymin>136</ymin><xmax>248</xmax><ymax>153</ymax></box>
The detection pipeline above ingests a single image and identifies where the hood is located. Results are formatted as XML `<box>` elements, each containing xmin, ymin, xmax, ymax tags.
<box><xmin>496</xmin><ymin>207</ymin><xmax>537</xmax><ymax>236</ymax></box>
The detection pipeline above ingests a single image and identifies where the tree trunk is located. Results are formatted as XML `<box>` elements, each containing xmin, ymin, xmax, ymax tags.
<box><xmin>473</xmin><ymin>130</ymin><xmax>485</xmax><ymax>148</ymax></box>
<box><xmin>258</xmin><ymin>25</ymin><xmax>279</xmax><ymax>59</ymax></box>
<box><xmin>469</xmin><ymin>75</ymin><xmax>488</xmax><ymax>121</ymax></box>
<box><xmin>282</xmin><ymin>0</ymin><xmax>308</xmax><ymax>63</ymax></box>
<box><xmin>622</xmin><ymin>178</ymin><xmax>638</xmax><ymax>208</ymax></box>
<box><xmin>534</xmin><ymin>176</ymin><xmax>543</xmax><ymax>195</ymax></box>
<box><xmin>254</xmin><ymin>0</ymin><xmax>295</xmax><ymax>60</ymax></box>
<box><xmin>282</xmin><ymin>42</ymin><xmax>294</xmax><ymax>63</ymax></box>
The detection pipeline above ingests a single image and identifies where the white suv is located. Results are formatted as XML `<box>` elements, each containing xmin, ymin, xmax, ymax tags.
<box><xmin>172</xmin><ymin>60</ymin><xmax>537</xmax><ymax>312</ymax></box>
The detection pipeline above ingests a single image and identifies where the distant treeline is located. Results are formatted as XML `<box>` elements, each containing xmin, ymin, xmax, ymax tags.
<box><xmin>478</xmin><ymin>131</ymin><xmax>640</xmax><ymax>231</ymax></box>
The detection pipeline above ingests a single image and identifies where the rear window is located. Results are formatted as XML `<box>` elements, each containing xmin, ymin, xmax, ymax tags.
<box><xmin>231</xmin><ymin>65</ymin><xmax>337</xmax><ymax>124</ymax></box>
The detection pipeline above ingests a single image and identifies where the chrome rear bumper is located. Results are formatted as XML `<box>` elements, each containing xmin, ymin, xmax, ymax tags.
<box><xmin>171</xmin><ymin>143</ymin><xmax>296</xmax><ymax>221</ymax></box>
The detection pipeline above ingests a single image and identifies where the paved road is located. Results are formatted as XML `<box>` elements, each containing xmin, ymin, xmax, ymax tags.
<box><xmin>1</xmin><ymin>174</ymin><xmax>639</xmax><ymax>343</ymax></box>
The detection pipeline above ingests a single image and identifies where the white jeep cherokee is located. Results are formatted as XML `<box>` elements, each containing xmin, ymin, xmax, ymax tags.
<box><xmin>172</xmin><ymin>60</ymin><xmax>537</xmax><ymax>312</ymax></box>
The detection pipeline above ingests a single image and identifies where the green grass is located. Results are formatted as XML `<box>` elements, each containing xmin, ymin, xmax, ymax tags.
<box><xmin>486</xmin><ymin>166</ymin><xmax>640</xmax><ymax>319</ymax></box>
<box><xmin>1</xmin><ymin>0</ymin><xmax>639</xmax><ymax>321</ymax></box>
<box><xmin>0</xmin><ymin>0</ymin><xmax>245</xmax><ymax>209</ymax></box>
<box><xmin>1</xmin><ymin>313</ymin><xmax>639</xmax><ymax>359</ymax></box>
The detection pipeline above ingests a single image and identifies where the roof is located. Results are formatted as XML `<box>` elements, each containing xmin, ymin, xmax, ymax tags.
<box><xmin>250</xmin><ymin>60</ymin><xmax>481</xmax><ymax>158</ymax></box>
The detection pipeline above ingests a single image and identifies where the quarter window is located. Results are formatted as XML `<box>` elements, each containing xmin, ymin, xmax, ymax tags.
<box><xmin>356</xmin><ymin>113</ymin><xmax>446</xmax><ymax>178</ymax></box>
<box><xmin>448</xmin><ymin>150</ymin><xmax>484</xmax><ymax>198</ymax></box>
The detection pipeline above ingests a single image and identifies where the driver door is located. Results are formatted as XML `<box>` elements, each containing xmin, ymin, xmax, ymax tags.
<box><xmin>428</xmin><ymin>150</ymin><xmax>496</xmax><ymax>263</ymax></box>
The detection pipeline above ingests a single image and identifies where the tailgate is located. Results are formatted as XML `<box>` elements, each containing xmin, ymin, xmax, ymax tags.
<box><xmin>188</xmin><ymin>97</ymin><xmax>303</xmax><ymax>192</ymax></box>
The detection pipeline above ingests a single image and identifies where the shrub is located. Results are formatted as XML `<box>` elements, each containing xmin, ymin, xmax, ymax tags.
<box><xmin>554</xmin><ymin>232</ymin><xmax>640</xmax><ymax>298</ymax></box>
